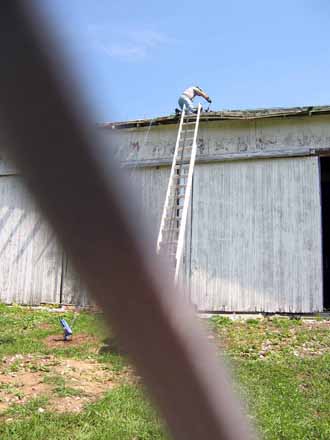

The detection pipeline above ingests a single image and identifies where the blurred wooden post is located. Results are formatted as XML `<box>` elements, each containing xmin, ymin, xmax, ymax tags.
<box><xmin>0</xmin><ymin>2</ymin><xmax>255</xmax><ymax>439</ymax></box>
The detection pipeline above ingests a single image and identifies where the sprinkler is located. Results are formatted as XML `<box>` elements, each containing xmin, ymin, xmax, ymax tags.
<box><xmin>60</xmin><ymin>318</ymin><xmax>73</xmax><ymax>341</ymax></box>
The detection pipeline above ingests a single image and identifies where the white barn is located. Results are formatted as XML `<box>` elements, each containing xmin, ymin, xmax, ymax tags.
<box><xmin>101</xmin><ymin>105</ymin><xmax>330</xmax><ymax>313</ymax></box>
<box><xmin>0</xmin><ymin>105</ymin><xmax>330</xmax><ymax>313</ymax></box>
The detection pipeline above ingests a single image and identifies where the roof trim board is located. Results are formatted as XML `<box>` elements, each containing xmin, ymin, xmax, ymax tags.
<box><xmin>100</xmin><ymin>105</ymin><xmax>330</xmax><ymax>130</ymax></box>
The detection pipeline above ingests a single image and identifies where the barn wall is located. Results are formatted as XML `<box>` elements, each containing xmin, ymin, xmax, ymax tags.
<box><xmin>0</xmin><ymin>138</ymin><xmax>19</xmax><ymax>175</ymax></box>
<box><xmin>60</xmin><ymin>167</ymin><xmax>170</xmax><ymax>304</ymax></box>
<box><xmin>190</xmin><ymin>157</ymin><xmax>323</xmax><ymax>313</ymax></box>
<box><xmin>61</xmin><ymin>255</ymin><xmax>90</xmax><ymax>306</ymax></box>
<box><xmin>126</xmin><ymin>167</ymin><xmax>170</xmax><ymax>244</ymax></box>
<box><xmin>61</xmin><ymin>165</ymin><xmax>191</xmax><ymax>303</ymax></box>
<box><xmin>0</xmin><ymin>175</ymin><xmax>62</xmax><ymax>304</ymax></box>
<box><xmin>125</xmin><ymin>167</ymin><xmax>192</xmax><ymax>285</ymax></box>
<box><xmin>0</xmin><ymin>115</ymin><xmax>326</xmax><ymax>311</ymax></box>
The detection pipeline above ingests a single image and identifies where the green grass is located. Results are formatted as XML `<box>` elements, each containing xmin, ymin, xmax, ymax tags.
<box><xmin>212</xmin><ymin>316</ymin><xmax>330</xmax><ymax>439</ymax></box>
<box><xmin>0</xmin><ymin>305</ymin><xmax>166</xmax><ymax>439</ymax></box>
<box><xmin>6</xmin><ymin>396</ymin><xmax>50</xmax><ymax>419</ymax></box>
<box><xmin>1</xmin><ymin>306</ymin><xmax>330</xmax><ymax>439</ymax></box>
<box><xmin>0</xmin><ymin>304</ymin><xmax>112</xmax><ymax>362</ymax></box>
<box><xmin>0</xmin><ymin>386</ymin><xmax>166</xmax><ymax>440</ymax></box>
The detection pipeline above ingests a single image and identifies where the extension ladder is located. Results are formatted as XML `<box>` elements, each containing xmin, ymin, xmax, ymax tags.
<box><xmin>157</xmin><ymin>104</ymin><xmax>202</xmax><ymax>283</ymax></box>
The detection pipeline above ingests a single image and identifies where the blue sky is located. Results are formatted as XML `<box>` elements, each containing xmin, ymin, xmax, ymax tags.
<box><xmin>39</xmin><ymin>0</ymin><xmax>330</xmax><ymax>122</ymax></box>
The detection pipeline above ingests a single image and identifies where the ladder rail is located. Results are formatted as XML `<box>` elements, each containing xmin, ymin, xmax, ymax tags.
<box><xmin>174</xmin><ymin>104</ymin><xmax>201</xmax><ymax>282</ymax></box>
<box><xmin>156</xmin><ymin>105</ymin><xmax>186</xmax><ymax>252</ymax></box>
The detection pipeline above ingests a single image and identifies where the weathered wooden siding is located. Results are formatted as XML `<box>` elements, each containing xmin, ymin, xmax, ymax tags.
<box><xmin>0</xmin><ymin>139</ymin><xmax>18</xmax><ymax>175</ymax></box>
<box><xmin>61</xmin><ymin>166</ymin><xmax>176</xmax><ymax>304</ymax></box>
<box><xmin>0</xmin><ymin>113</ymin><xmax>326</xmax><ymax>311</ymax></box>
<box><xmin>105</xmin><ymin>114</ymin><xmax>330</xmax><ymax>165</ymax></box>
<box><xmin>0</xmin><ymin>176</ymin><xmax>62</xmax><ymax>304</ymax></box>
<box><xmin>126</xmin><ymin>167</ymin><xmax>170</xmax><ymax>243</ymax></box>
<box><xmin>125</xmin><ymin>166</ymin><xmax>192</xmax><ymax>285</ymax></box>
<box><xmin>255</xmin><ymin>116</ymin><xmax>330</xmax><ymax>151</ymax></box>
<box><xmin>35</xmin><ymin>151</ymin><xmax>324</xmax><ymax>312</ymax></box>
<box><xmin>61</xmin><ymin>256</ymin><xmax>90</xmax><ymax>305</ymax></box>
<box><xmin>190</xmin><ymin>157</ymin><xmax>323</xmax><ymax>312</ymax></box>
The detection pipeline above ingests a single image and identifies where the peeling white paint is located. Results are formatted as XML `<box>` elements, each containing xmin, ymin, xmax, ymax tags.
<box><xmin>104</xmin><ymin>114</ymin><xmax>330</xmax><ymax>164</ymax></box>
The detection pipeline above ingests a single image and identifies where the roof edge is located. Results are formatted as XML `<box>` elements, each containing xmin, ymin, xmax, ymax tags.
<box><xmin>99</xmin><ymin>105</ymin><xmax>330</xmax><ymax>130</ymax></box>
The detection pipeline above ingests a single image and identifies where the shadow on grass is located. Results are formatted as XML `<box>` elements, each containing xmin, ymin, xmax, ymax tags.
<box><xmin>99</xmin><ymin>336</ymin><xmax>127</xmax><ymax>356</ymax></box>
<box><xmin>0</xmin><ymin>336</ymin><xmax>16</xmax><ymax>345</ymax></box>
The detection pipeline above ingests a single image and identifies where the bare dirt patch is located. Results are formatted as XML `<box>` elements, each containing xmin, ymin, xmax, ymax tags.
<box><xmin>0</xmin><ymin>371</ymin><xmax>52</xmax><ymax>407</ymax></box>
<box><xmin>53</xmin><ymin>358</ymin><xmax>113</xmax><ymax>395</ymax></box>
<box><xmin>44</xmin><ymin>333</ymin><xmax>99</xmax><ymax>349</ymax></box>
<box><xmin>0</xmin><ymin>354</ymin><xmax>115</xmax><ymax>414</ymax></box>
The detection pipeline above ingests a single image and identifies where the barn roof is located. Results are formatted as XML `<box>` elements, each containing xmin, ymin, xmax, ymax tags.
<box><xmin>100</xmin><ymin>105</ymin><xmax>330</xmax><ymax>130</ymax></box>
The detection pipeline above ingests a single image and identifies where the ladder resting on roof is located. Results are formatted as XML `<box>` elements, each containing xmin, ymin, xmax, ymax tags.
<box><xmin>157</xmin><ymin>103</ymin><xmax>201</xmax><ymax>283</ymax></box>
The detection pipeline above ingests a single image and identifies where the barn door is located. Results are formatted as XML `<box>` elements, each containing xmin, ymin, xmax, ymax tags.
<box><xmin>190</xmin><ymin>157</ymin><xmax>322</xmax><ymax>313</ymax></box>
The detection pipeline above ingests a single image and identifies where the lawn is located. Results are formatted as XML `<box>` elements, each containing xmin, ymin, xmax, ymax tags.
<box><xmin>0</xmin><ymin>306</ymin><xmax>330</xmax><ymax>439</ymax></box>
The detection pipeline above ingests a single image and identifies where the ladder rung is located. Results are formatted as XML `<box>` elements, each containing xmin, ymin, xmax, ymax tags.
<box><xmin>169</xmin><ymin>194</ymin><xmax>185</xmax><ymax>199</ymax></box>
<box><xmin>182</xmin><ymin>122</ymin><xmax>196</xmax><ymax>125</ymax></box>
<box><xmin>176</xmin><ymin>160</ymin><xmax>191</xmax><ymax>164</ymax></box>
<box><xmin>166</xmin><ymin>212</ymin><xmax>182</xmax><ymax>218</ymax></box>
<box><xmin>165</xmin><ymin>214</ymin><xmax>181</xmax><ymax>219</ymax></box>
<box><xmin>176</xmin><ymin>151</ymin><xmax>192</xmax><ymax>156</ymax></box>
<box><xmin>177</xmin><ymin>146</ymin><xmax>193</xmax><ymax>151</ymax></box>
<box><xmin>175</xmin><ymin>161</ymin><xmax>189</xmax><ymax>168</ymax></box>
<box><xmin>170</xmin><ymin>187</ymin><xmax>185</xmax><ymax>192</ymax></box>
<box><xmin>173</xmin><ymin>172</ymin><xmax>188</xmax><ymax>176</ymax></box>
<box><xmin>171</xmin><ymin>185</ymin><xmax>187</xmax><ymax>190</ymax></box>
<box><xmin>172</xmin><ymin>179</ymin><xmax>187</xmax><ymax>183</ymax></box>
<box><xmin>161</xmin><ymin>241</ymin><xmax>178</xmax><ymax>245</ymax></box>
<box><xmin>175</xmin><ymin>162</ymin><xmax>190</xmax><ymax>166</ymax></box>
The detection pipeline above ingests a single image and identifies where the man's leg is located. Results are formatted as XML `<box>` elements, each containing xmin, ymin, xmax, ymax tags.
<box><xmin>178</xmin><ymin>95</ymin><xmax>196</xmax><ymax>113</ymax></box>
<box><xmin>178</xmin><ymin>96</ymin><xmax>184</xmax><ymax>111</ymax></box>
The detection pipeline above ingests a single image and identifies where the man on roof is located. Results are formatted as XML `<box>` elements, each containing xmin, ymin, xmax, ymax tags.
<box><xmin>178</xmin><ymin>86</ymin><xmax>212</xmax><ymax>114</ymax></box>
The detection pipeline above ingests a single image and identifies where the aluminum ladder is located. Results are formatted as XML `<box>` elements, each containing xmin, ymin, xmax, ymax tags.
<box><xmin>157</xmin><ymin>103</ymin><xmax>202</xmax><ymax>283</ymax></box>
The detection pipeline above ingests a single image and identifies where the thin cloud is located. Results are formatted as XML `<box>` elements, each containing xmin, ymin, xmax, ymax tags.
<box><xmin>87</xmin><ymin>25</ymin><xmax>175</xmax><ymax>61</ymax></box>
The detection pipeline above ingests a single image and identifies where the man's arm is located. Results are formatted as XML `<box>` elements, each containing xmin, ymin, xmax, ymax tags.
<box><xmin>194</xmin><ymin>87</ymin><xmax>212</xmax><ymax>103</ymax></box>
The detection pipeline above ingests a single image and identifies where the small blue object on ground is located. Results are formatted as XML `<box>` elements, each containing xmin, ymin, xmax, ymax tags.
<box><xmin>60</xmin><ymin>318</ymin><xmax>73</xmax><ymax>341</ymax></box>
